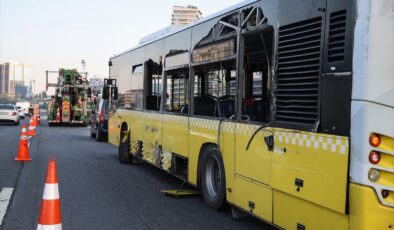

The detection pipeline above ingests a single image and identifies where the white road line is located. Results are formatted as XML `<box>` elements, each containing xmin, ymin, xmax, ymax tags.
<box><xmin>0</xmin><ymin>187</ymin><xmax>14</xmax><ymax>227</ymax></box>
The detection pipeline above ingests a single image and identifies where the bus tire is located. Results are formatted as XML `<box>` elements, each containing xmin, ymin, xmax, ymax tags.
<box><xmin>118</xmin><ymin>130</ymin><xmax>133</xmax><ymax>164</ymax></box>
<box><xmin>201</xmin><ymin>145</ymin><xmax>226</xmax><ymax>210</ymax></box>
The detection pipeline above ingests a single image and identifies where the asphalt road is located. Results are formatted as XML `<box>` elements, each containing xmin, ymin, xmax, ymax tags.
<box><xmin>0</xmin><ymin>116</ymin><xmax>275</xmax><ymax>230</ymax></box>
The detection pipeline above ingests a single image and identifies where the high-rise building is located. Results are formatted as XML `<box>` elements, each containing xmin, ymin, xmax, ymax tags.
<box><xmin>171</xmin><ymin>5</ymin><xmax>202</xmax><ymax>26</ymax></box>
<box><xmin>0</xmin><ymin>62</ymin><xmax>32</xmax><ymax>98</ymax></box>
<box><xmin>139</xmin><ymin>5</ymin><xmax>202</xmax><ymax>45</ymax></box>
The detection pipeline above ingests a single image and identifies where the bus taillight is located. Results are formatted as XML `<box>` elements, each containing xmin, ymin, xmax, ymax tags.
<box><xmin>369</xmin><ymin>134</ymin><xmax>381</xmax><ymax>147</ymax></box>
<box><xmin>369</xmin><ymin>151</ymin><xmax>381</xmax><ymax>164</ymax></box>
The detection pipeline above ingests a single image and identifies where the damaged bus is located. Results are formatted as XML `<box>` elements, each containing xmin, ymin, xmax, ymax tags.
<box><xmin>107</xmin><ymin>0</ymin><xmax>394</xmax><ymax>229</ymax></box>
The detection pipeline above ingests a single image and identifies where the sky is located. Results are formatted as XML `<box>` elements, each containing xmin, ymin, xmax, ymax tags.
<box><xmin>0</xmin><ymin>0</ymin><xmax>241</xmax><ymax>94</ymax></box>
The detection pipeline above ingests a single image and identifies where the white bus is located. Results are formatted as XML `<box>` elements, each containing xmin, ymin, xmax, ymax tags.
<box><xmin>108</xmin><ymin>0</ymin><xmax>393</xmax><ymax>229</ymax></box>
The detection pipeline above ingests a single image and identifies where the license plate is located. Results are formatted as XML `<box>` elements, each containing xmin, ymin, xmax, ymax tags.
<box><xmin>0</xmin><ymin>112</ymin><xmax>7</xmax><ymax>115</ymax></box>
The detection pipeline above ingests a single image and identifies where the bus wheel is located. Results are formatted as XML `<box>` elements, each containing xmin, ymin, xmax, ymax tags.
<box><xmin>118</xmin><ymin>130</ymin><xmax>133</xmax><ymax>164</ymax></box>
<box><xmin>201</xmin><ymin>145</ymin><xmax>226</xmax><ymax>210</ymax></box>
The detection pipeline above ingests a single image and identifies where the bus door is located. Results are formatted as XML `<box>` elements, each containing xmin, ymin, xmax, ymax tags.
<box><xmin>162</xmin><ymin>69</ymin><xmax>190</xmax><ymax>172</ymax></box>
<box><xmin>142</xmin><ymin>59</ymin><xmax>163</xmax><ymax>166</ymax></box>
<box><xmin>234</xmin><ymin>28</ymin><xmax>274</xmax><ymax>221</ymax></box>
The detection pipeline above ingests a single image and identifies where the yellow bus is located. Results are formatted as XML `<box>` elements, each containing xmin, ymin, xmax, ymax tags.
<box><xmin>107</xmin><ymin>0</ymin><xmax>393</xmax><ymax>229</ymax></box>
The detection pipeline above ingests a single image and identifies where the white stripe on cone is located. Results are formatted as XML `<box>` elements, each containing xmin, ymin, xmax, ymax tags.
<box><xmin>37</xmin><ymin>223</ymin><xmax>62</xmax><ymax>230</ymax></box>
<box><xmin>42</xmin><ymin>184</ymin><xmax>59</xmax><ymax>200</ymax></box>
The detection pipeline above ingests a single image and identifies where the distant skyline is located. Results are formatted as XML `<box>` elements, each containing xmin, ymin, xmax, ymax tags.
<box><xmin>0</xmin><ymin>0</ymin><xmax>241</xmax><ymax>94</ymax></box>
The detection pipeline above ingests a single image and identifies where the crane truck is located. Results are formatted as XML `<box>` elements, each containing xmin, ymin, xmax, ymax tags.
<box><xmin>46</xmin><ymin>68</ymin><xmax>91</xmax><ymax>126</ymax></box>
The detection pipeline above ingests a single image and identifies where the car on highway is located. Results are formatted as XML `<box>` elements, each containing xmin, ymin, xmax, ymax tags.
<box><xmin>16</xmin><ymin>101</ymin><xmax>31</xmax><ymax>115</ymax></box>
<box><xmin>16</xmin><ymin>106</ymin><xmax>25</xmax><ymax>119</ymax></box>
<box><xmin>0</xmin><ymin>104</ymin><xmax>20</xmax><ymax>125</ymax></box>
<box><xmin>89</xmin><ymin>98</ymin><xmax>108</xmax><ymax>142</ymax></box>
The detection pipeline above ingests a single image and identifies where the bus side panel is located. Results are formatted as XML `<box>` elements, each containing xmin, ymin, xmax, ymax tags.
<box><xmin>142</xmin><ymin>112</ymin><xmax>163</xmax><ymax>165</ymax></box>
<box><xmin>108</xmin><ymin>113</ymin><xmax>120</xmax><ymax>146</ymax></box>
<box><xmin>271</xmin><ymin>129</ymin><xmax>349</xmax><ymax>214</ymax></box>
<box><xmin>220</xmin><ymin>122</ymin><xmax>236</xmax><ymax>203</ymax></box>
<box><xmin>108</xmin><ymin>109</ymin><xmax>125</xmax><ymax>146</ymax></box>
<box><xmin>235</xmin><ymin>124</ymin><xmax>273</xmax><ymax>185</ymax></box>
<box><xmin>162</xmin><ymin>114</ymin><xmax>189</xmax><ymax>158</ymax></box>
<box><xmin>130</xmin><ymin>110</ymin><xmax>143</xmax><ymax>155</ymax></box>
<box><xmin>349</xmin><ymin>183</ymin><xmax>394</xmax><ymax>230</ymax></box>
<box><xmin>188</xmin><ymin>118</ymin><xmax>219</xmax><ymax>185</ymax></box>
<box><xmin>234</xmin><ymin>176</ymin><xmax>272</xmax><ymax>223</ymax></box>
<box><xmin>232</xmin><ymin>124</ymin><xmax>273</xmax><ymax>222</ymax></box>
<box><xmin>273</xmin><ymin>190</ymin><xmax>348</xmax><ymax>230</ymax></box>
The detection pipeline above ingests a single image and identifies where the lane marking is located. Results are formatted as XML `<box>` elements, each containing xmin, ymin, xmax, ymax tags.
<box><xmin>0</xmin><ymin>187</ymin><xmax>14</xmax><ymax>227</ymax></box>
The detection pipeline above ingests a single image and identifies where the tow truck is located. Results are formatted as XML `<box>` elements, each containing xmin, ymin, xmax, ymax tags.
<box><xmin>46</xmin><ymin>68</ymin><xmax>91</xmax><ymax>126</ymax></box>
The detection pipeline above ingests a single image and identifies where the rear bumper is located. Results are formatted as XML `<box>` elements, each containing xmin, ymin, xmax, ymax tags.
<box><xmin>349</xmin><ymin>183</ymin><xmax>394</xmax><ymax>230</ymax></box>
<box><xmin>0</xmin><ymin>117</ymin><xmax>18</xmax><ymax>123</ymax></box>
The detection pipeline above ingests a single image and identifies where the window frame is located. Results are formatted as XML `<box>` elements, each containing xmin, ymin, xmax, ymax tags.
<box><xmin>163</xmin><ymin>67</ymin><xmax>190</xmax><ymax>116</ymax></box>
<box><xmin>191</xmin><ymin>60</ymin><xmax>237</xmax><ymax>120</ymax></box>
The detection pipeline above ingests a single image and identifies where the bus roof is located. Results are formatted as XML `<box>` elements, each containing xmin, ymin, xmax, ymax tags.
<box><xmin>110</xmin><ymin>0</ymin><xmax>258</xmax><ymax>59</ymax></box>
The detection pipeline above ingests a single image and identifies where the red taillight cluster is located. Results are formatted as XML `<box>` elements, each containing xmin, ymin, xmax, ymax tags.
<box><xmin>369</xmin><ymin>134</ymin><xmax>381</xmax><ymax>147</ymax></box>
<box><xmin>369</xmin><ymin>151</ymin><xmax>381</xmax><ymax>164</ymax></box>
<box><xmin>11</xmin><ymin>112</ymin><xmax>17</xmax><ymax>116</ymax></box>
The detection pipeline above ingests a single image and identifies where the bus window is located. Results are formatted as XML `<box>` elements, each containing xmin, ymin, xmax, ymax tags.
<box><xmin>242</xmin><ymin>28</ymin><xmax>273</xmax><ymax>123</ymax></box>
<box><xmin>165</xmin><ymin>68</ymin><xmax>189</xmax><ymax>114</ymax></box>
<box><xmin>145</xmin><ymin>59</ymin><xmax>162</xmax><ymax>111</ymax></box>
<box><xmin>208</xmin><ymin>70</ymin><xmax>226</xmax><ymax>98</ymax></box>
<box><xmin>194</xmin><ymin>61</ymin><xmax>236</xmax><ymax>118</ymax></box>
<box><xmin>126</xmin><ymin>64</ymin><xmax>144</xmax><ymax>110</ymax></box>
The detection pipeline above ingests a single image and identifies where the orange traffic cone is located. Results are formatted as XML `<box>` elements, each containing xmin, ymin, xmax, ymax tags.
<box><xmin>15</xmin><ymin>125</ymin><xmax>32</xmax><ymax>162</ymax></box>
<box><xmin>28</xmin><ymin>125</ymin><xmax>36</xmax><ymax>137</ymax></box>
<box><xmin>37</xmin><ymin>159</ymin><xmax>62</xmax><ymax>230</ymax></box>
<box><xmin>32</xmin><ymin>115</ymin><xmax>38</xmax><ymax>127</ymax></box>
<box><xmin>28</xmin><ymin>117</ymin><xmax>36</xmax><ymax>137</ymax></box>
